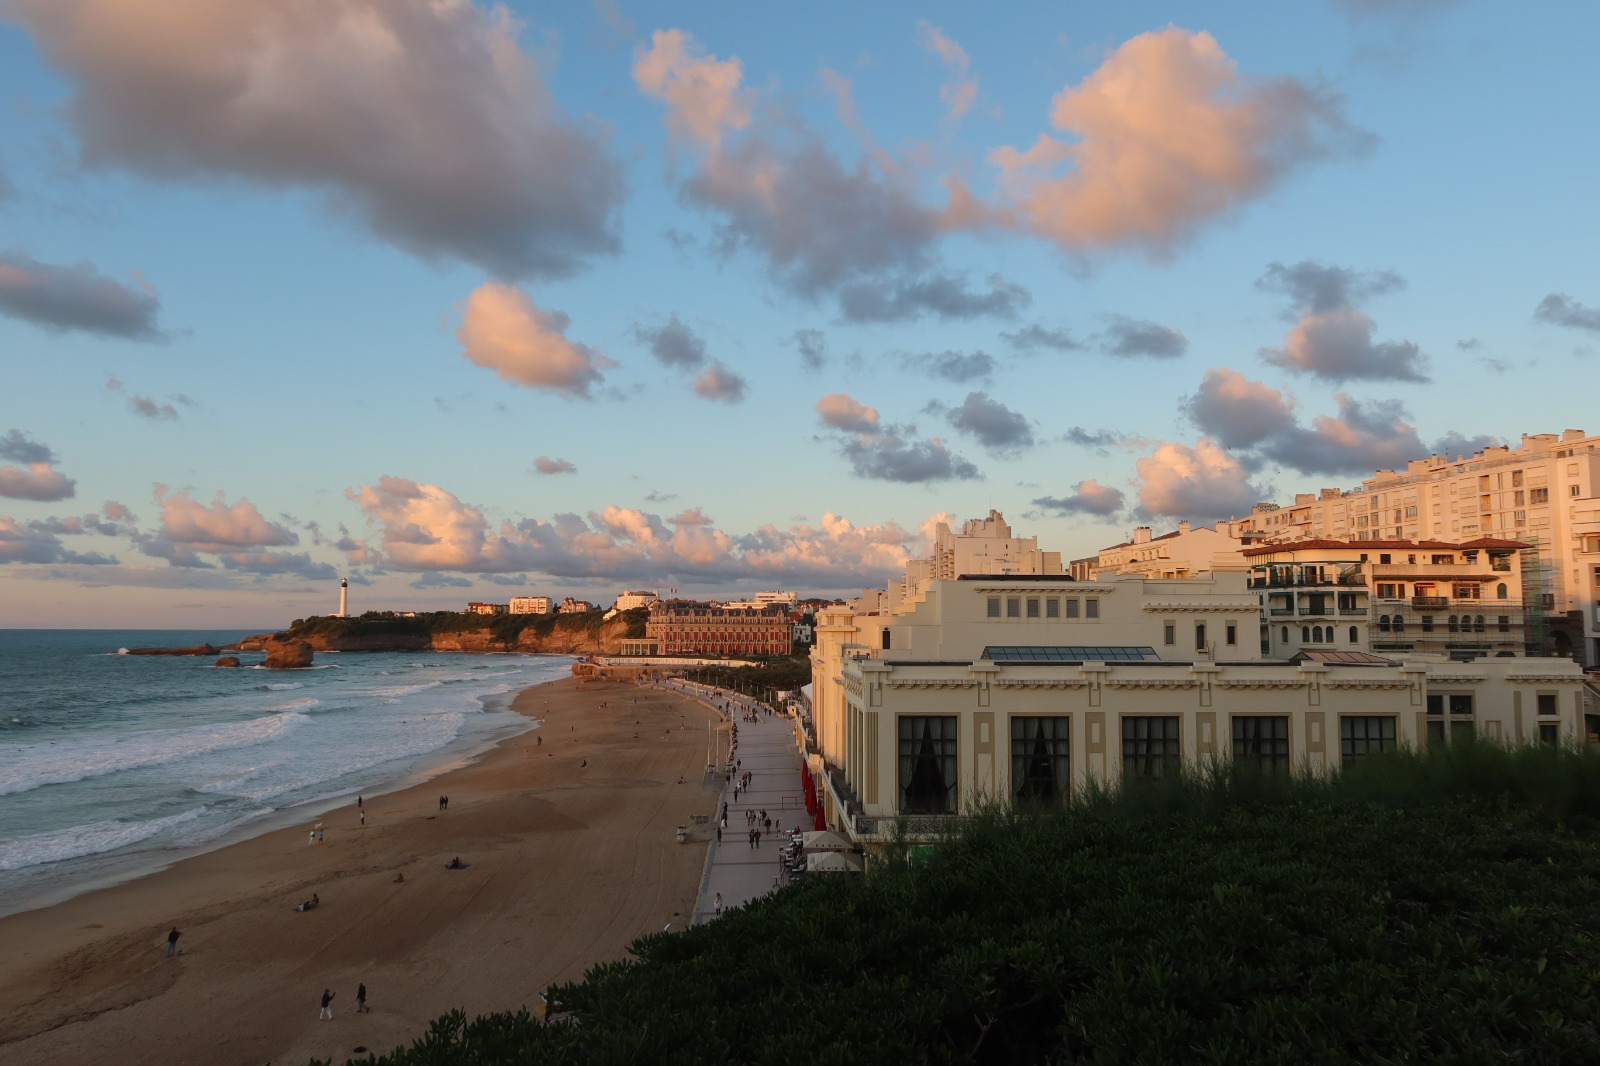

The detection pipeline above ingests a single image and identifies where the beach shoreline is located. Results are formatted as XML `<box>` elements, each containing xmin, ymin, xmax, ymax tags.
<box><xmin>0</xmin><ymin>674</ymin><xmax>723</xmax><ymax>1066</ymax></box>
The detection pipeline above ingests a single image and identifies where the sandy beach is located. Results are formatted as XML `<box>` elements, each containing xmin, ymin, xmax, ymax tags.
<box><xmin>0</xmin><ymin>674</ymin><xmax>722</xmax><ymax>1066</ymax></box>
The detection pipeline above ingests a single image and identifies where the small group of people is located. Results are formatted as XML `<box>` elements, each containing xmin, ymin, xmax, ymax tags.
<box><xmin>437</xmin><ymin>795</ymin><xmax>450</xmax><ymax>811</ymax></box>
<box><xmin>319</xmin><ymin>983</ymin><xmax>369</xmax><ymax>1019</ymax></box>
<box><xmin>444</xmin><ymin>856</ymin><xmax>466</xmax><ymax>869</ymax></box>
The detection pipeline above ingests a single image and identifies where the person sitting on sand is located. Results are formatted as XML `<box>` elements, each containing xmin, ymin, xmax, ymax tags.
<box><xmin>392</xmin><ymin>872</ymin><xmax>404</xmax><ymax>884</ymax></box>
<box><xmin>295</xmin><ymin>893</ymin><xmax>320</xmax><ymax>912</ymax></box>
<box><xmin>445</xmin><ymin>857</ymin><xmax>465</xmax><ymax>870</ymax></box>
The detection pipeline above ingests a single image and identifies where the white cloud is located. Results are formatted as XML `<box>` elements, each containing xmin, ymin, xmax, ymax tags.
<box><xmin>457</xmin><ymin>283</ymin><xmax>611</xmax><ymax>398</ymax></box>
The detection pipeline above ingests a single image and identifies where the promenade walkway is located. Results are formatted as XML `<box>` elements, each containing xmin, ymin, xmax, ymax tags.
<box><xmin>657</xmin><ymin>681</ymin><xmax>809</xmax><ymax>925</ymax></box>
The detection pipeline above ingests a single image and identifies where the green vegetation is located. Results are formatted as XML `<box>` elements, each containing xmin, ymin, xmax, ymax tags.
<box><xmin>283</xmin><ymin>608</ymin><xmax>646</xmax><ymax>648</ymax></box>
<box><xmin>312</xmin><ymin>740</ymin><xmax>1600</xmax><ymax>1065</ymax></box>
<box><xmin>683</xmin><ymin>656</ymin><xmax>812</xmax><ymax>694</ymax></box>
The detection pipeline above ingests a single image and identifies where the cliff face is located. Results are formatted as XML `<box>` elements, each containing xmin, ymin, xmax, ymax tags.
<box><xmin>286</xmin><ymin>615</ymin><xmax>635</xmax><ymax>656</ymax></box>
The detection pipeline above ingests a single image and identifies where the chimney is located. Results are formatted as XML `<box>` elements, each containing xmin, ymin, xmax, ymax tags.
<box><xmin>1133</xmin><ymin>526</ymin><xmax>1152</xmax><ymax>544</ymax></box>
<box><xmin>1177</xmin><ymin>520</ymin><xmax>1191</xmax><ymax>535</ymax></box>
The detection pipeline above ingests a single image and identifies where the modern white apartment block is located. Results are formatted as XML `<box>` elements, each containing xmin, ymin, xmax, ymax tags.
<box><xmin>1236</xmin><ymin>429</ymin><xmax>1600</xmax><ymax>665</ymax></box>
<box><xmin>611</xmin><ymin>590</ymin><xmax>659</xmax><ymax>612</ymax></box>
<box><xmin>809</xmin><ymin>573</ymin><xmax>1591</xmax><ymax>842</ymax></box>
<box><xmin>509</xmin><ymin>596</ymin><xmax>555</xmax><ymax>615</ymax></box>
<box><xmin>892</xmin><ymin>510</ymin><xmax>1063</xmax><ymax>616</ymax></box>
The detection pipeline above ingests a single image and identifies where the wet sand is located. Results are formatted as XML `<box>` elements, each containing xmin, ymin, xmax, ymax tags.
<box><xmin>0</xmin><ymin>675</ymin><xmax>721</xmax><ymax>1066</ymax></box>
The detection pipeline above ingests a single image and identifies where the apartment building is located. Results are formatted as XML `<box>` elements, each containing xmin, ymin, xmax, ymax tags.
<box><xmin>646</xmin><ymin>601</ymin><xmax>792</xmax><ymax>657</ymax></box>
<box><xmin>1236</xmin><ymin>429</ymin><xmax>1600</xmax><ymax>665</ymax></box>
<box><xmin>508</xmin><ymin>596</ymin><xmax>555</xmax><ymax>615</ymax></box>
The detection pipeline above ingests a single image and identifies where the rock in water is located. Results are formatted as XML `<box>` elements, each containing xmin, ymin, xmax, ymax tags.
<box><xmin>214</xmin><ymin>656</ymin><xmax>241</xmax><ymax>668</ymax></box>
<box><xmin>263</xmin><ymin>638</ymin><xmax>314</xmax><ymax>669</ymax></box>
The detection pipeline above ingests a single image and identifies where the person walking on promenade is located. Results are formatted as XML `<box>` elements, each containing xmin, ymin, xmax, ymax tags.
<box><xmin>716</xmin><ymin>825</ymin><xmax>721</xmax><ymax>843</ymax></box>
<box><xmin>320</xmin><ymin>989</ymin><xmax>336</xmax><ymax>1020</ymax></box>
<box><xmin>714</xmin><ymin>893</ymin><xmax>723</xmax><ymax>916</ymax></box>
<box><xmin>165</xmin><ymin>926</ymin><xmax>181</xmax><ymax>957</ymax></box>
<box><xmin>356</xmin><ymin>983</ymin><xmax>369</xmax><ymax>1013</ymax></box>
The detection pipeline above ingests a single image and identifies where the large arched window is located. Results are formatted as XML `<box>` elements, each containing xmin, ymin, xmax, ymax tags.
<box><xmin>1496</xmin><ymin>583</ymin><xmax>1508</xmax><ymax>600</ymax></box>
<box><xmin>1448</xmin><ymin>615</ymin><xmax>1459</xmax><ymax>633</ymax></box>
<box><xmin>1301</xmin><ymin>626</ymin><xmax>1310</xmax><ymax>642</ymax></box>
<box><xmin>1281</xmin><ymin>626</ymin><xmax>1289</xmax><ymax>643</ymax></box>
<box><xmin>1378</xmin><ymin>615</ymin><xmax>1391</xmax><ymax>632</ymax></box>
<box><xmin>1394</xmin><ymin>617</ymin><xmax>1404</xmax><ymax>633</ymax></box>
<box><xmin>1475</xmin><ymin>615</ymin><xmax>1485</xmax><ymax>633</ymax></box>
<box><xmin>1349</xmin><ymin>626</ymin><xmax>1359</xmax><ymax>643</ymax></box>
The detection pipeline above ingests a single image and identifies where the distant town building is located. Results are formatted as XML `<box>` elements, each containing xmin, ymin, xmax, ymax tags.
<box><xmin>509</xmin><ymin>596</ymin><xmax>555</xmax><ymax>615</ymax></box>
<box><xmin>647</xmin><ymin>601</ymin><xmax>792</xmax><ymax>657</ymax></box>
<box><xmin>1086</xmin><ymin>520</ymin><xmax>1263</xmax><ymax>581</ymax></box>
<box><xmin>722</xmin><ymin>590</ymin><xmax>799</xmax><ymax>609</ymax></box>
<box><xmin>612</xmin><ymin>590</ymin><xmax>659</xmax><ymax>612</ymax></box>
<box><xmin>558</xmin><ymin>597</ymin><xmax>596</xmax><ymax>614</ymax></box>
<box><xmin>465</xmin><ymin>602</ymin><xmax>507</xmax><ymax>615</ymax></box>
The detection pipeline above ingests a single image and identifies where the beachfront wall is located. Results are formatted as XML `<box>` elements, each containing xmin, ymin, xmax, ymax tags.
<box><xmin>826</xmin><ymin>655</ymin><xmax>1588</xmax><ymax>841</ymax></box>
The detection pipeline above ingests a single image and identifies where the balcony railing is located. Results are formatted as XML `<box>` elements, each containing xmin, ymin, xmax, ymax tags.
<box><xmin>1269</xmin><ymin>607</ymin><xmax>1294</xmax><ymax>616</ymax></box>
<box><xmin>1338</xmin><ymin>608</ymin><xmax>1368</xmax><ymax>616</ymax></box>
<box><xmin>1412</xmin><ymin>596</ymin><xmax>1448</xmax><ymax>607</ymax></box>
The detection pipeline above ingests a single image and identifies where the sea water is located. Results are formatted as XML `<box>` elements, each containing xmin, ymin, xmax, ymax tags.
<box><xmin>0</xmin><ymin>630</ymin><xmax>571</xmax><ymax>917</ymax></box>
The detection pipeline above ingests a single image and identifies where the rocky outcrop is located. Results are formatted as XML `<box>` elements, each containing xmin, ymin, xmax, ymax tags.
<box><xmin>281</xmin><ymin>616</ymin><xmax>636</xmax><ymax>656</ymax></box>
<box><xmin>263</xmin><ymin>638</ymin><xmax>315</xmax><ymax>669</ymax></box>
<box><xmin>126</xmin><ymin>644</ymin><xmax>219</xmax><ymax>656</ymax></box>
<box><xmin>214</xmin><ymin>656</ymin><xmax>241</xmax><ymax>668</ymax></box>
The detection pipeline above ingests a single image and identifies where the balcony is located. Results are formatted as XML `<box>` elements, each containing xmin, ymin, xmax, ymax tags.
<box><xmin>1338</xmin><ymin>608</ymin><xmax>1368</xmax><ymax>616</ymax></box>
<box><xmin>1298</xmin><ymin>605</ymin><xmax>1333</xmax><ymax>616</ymax></box>
<box><xmin>1268</xmin><ymin>607</ymin><xmax>1294</xmax><ymax>616</ymax></box>
<box><xmin>1412</xmin><ymin>596</ymin><xmax>1448</xmax><ymax>608</ymax></box>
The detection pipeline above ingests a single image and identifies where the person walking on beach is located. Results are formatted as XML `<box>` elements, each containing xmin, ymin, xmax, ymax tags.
<box><xmin>319</xmin><ymin>989</ymin><xmax>336</xmax><ymax>1020</ymax></box>
<box><xmin>356</xmin><ymin>983</ymin><xmax>369</xmax><ymax>1013</ymax></box>
<box><xmin>357</xmin><ymin>794</ymin><xmax>363</xmax><ymax>810</ymax></box>
<box><xmin>359</xmin><ymin>808</ymin><xmax>366</xmax><ymax>827</ymax></box>
<box><xmin>165</xmin><ymin>926</ymin><xmax>181</xmax><ymax>957</ymax></box>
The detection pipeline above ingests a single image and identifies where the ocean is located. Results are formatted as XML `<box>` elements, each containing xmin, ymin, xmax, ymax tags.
<box><xmin>0</xmin><ymin>630</ymin><xmax>572</xmax><ymax>918</ymax></box>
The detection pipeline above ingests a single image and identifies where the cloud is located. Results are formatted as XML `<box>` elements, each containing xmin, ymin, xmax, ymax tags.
<box><xmin>837</xmin><ymin>273</ymin><xmax>1029</xmax><ymax>324</ymax></box>
<box><xmin>144</xmin><ymin>488</ymin><xmax>298</xmax><ymax>566</ymax></box>
<box><xmin>944</xmin><ymin>392</ymin><xmax>1034</xmax><ymax>452</ymax></box>
<box><xmin>635</xmin><ymin>314</ymin><xmax>708</xmax><ymax>369</ymax></box>
<box><xmin>793</xmin><ymin>328</ymin><xmax>827</xmax><ymax>371</ymax></box>
<box><xmin>533</xmin><ymin>456</ymin><xmax>576</xmax><ymax>475</ymax></box>
<box><xmin>1134</xmin><ymin>438</ymin><xmax>1265</xmax><ymax>519</ymax></box>
<box><xmin>915</xmin><ymin>21</ymin><xmax>977</xmax><ymax>123</ymax></box>
<box><xmin>412</xmin><ymin>571</ymin><xmax>474</xmax><ymax>589</ymax></box>
<box><xmin>0</xmin><ymin>429</ymin><xmax>75</xmax><ymax>500</ymax></box>
<box><xmin>1534</xmin><ymin>293</ymin><xmax>1600</xmax><ymax>332</ymax></box>
<box><xmin>0</xmin><ymin>251</ymin><xmax>165</xmax><ymax>340</ymax></box>
<box><xmin>457</xmin><ymin>283</ymin><xmax>611</xmax><ymax>398</ymax></box>
<box><xmin>348</xmin><ymin>474</ymin><xmax>918</xmax><ymax>589</ymax></box>
<box><xmin>1333</xmin><ymin>0</ymin><xmax>1464</xmax><ymax>16</ymax></box>
<box><xmin>902</xmin><ymin>350</ymin><xmax>996</xmax><ymax>384</ymax></box>
<box><xmin>815</xmin><ymin>393</ymin><xmax>880</xmax><ymax>434</ymax></box>
<box><xmin>102</xmin><ymin>499</ymin><xmax>134</xmax><ymax>522</ymax></box>
<box><xmin>1003</xmin><ymin>323</ymin><xmax>1084</xmax><ymax>352</ymax></box>
<box><xmin>989</xmin><ymin>28</ymin><xmax>1363</xmax><ymax>255</ymax></box>
<box><xmin>693</xmin><ymin>364</ymin><xmax>747</xmax><ymax>403</ymax></box>
<box><xmin>838</xmin><ymin>432</ymin><xmax>979</xmax><ymax>483</ymax></box>
<box><xmin>1183</xmin><ymin>367</ymin><xmax>1486</xmax><ymax>476</ymax></box>
<box><xmin>1099</xmin><ymin>315</ymin><xmax>1187</xmax><ymax>359</ymax></box>
<box><xmin>1033</xmin><ymin>479</ymin><xmax>1125</xmax><ymax>516</ymax></box>
<box><xmin>1183</xmin><ymin>368</ymin><xmax>1297</xmax><ymax>449</ymax></box>
<box><xmin>128</xmin><ymin>395</ymin><xmax>179</xmax><ymax>420</ymax></box>
<box><xmin>635</xmin><ymin>30</ymin><xmax>999</xmax><ymax>323</ymax></box>
<box><xmin>214</xmin><ymin>550</ymin><xmax>337</xmax><ymax>579</ymax></box>
<box><xmin>12</xmin><ymin>0</ymin><xmax>623</xmax><ymax>280</ymax></box>
<box><xmin>0</xmin><ymin>516</ymin><xmax>117</xmax><ymax>565</ymax></box>
<box><xmin>0</xmin><ymin>430</ymin><xmax>56</xmax><ymax>465</ymax></box>
<box><xmin>1257</xmin><ymin>261</ymin><xmax>1427</xmax><ymax>382</ymax></box>
<box><xmin>1062</xmin><ymin>427</ymin><xmax>1124</xmax><ymax>449</ymax></box>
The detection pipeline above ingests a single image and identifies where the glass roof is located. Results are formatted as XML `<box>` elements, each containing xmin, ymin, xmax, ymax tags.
<box><xmin>982</xmin><ymin>646</ymin><xmax>1160</xmax><ymax>662</ymax></box>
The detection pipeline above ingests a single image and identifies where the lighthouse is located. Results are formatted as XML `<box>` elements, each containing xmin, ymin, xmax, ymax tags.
<box><xmin>339</xmin><ymin>578</ymin><xmax>348</xmax><ymax>618</ymax></box>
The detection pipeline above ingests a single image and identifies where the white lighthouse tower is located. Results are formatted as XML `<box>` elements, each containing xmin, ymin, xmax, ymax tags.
<box><xmin>339</xmin><ymin>578</ymin><xmax>348</xmax><ymax>618</ymax></box>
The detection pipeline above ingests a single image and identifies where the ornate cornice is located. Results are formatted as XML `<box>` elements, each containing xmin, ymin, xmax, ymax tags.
<box><xmin>1141</xmin><ymin>601</ymin><xmax>1260</xmax><ymax>613</ymax></box>
<box><xmin>883</xmin><ymin>678</ymin><xmax>977</xmax><ymax>689</ymax></box>
<box><xmin>1106</xmin><ymin>678</ymin><xmax>1197</xmax><ymax>690</ymax></box>
<box><xmin>994</xmin><ymin>678</ymin><xmax>1089</xmax><ymax>689</ymax></box>
<box><xmin>1217</xmin><ymin>679</ymin><xmax>1310</xmax><ymax>690</ymax></box>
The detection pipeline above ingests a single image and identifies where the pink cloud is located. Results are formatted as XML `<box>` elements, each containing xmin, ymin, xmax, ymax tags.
<box><xmin>990</xmin><ymin>27</ymin><xmax>1357</xmax><ymax>254</ymax></box>
<box><xmin>815</xmin><ymin>393</ymin><xmax>881</xmax><ymax>433</ymax></box>
<box><xmin>0</xmin><ymin>462</ymin><xmax>75</xmax><ymax>502</ymax></box>
<box><xmin>155</xmin><ymin>488</ymin><xmax>298</xmax><ymax>550</ymax></box>
<box><xmin>1134</xmin><ymin>438</ymin><xmax>1264</xmax><ymax>519</ymax></box>
<box><xmin>916</xmin><ymin>21</ymin><xmax>977</xmax><ymax>123</ymax></box>
<box><xmin>457</xmin><ymin>283</ymin><xmax>611</xmax><ymax>398</ymax></box>
<box><xmin>632</xmin><ymin>29</ymin><xmax>751</xmax><ymax>150</ymax></box>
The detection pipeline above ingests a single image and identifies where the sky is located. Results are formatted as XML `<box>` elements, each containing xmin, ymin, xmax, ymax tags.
<box><xmin>1</xmin><ymin>0</ymin><xmax>1597</xmax><ymax>629</ymax></box>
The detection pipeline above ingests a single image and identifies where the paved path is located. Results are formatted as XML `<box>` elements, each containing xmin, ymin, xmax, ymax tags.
<box><xmin>658</xmin><ymin>681</ymin><xmax>808</xmax><ymax>925</ymax></box>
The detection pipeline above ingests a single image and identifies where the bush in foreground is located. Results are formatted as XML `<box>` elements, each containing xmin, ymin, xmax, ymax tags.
<box><xmin>315</xmin><ymin>742</ymin><xmax>1600</xmax><ymax>1065</ymax></box>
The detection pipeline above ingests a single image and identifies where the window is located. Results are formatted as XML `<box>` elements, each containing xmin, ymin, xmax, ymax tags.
<box><xmin>1045</xmin><ymin>598</ymin><xmax>1059</xmax><ymax>618</ymax></box>
<box><xmin>1280</xmin><ymin>626</ymin><xmax>1289</xmax><ymax>643</ymax></box>
<box><xmin>987</xmin><ymin>597</ymin><xmax>1000</xmax><ymax>618</ymax></box>
<box><xmin>1421</xmin><ymin>615</ymin><xmax>1434</xmax><ymax>632</ymax></box>
<box><xmin>1163</xmin><ymin>623</ymin><xmax>1175</xmax><ymax>646</ymax></box>
<box><xmin>1349</xmin><ymin>626</ymin><xmax>1359</xmax><ymax>643</ymax></box>
<box><xmin>1539</xmin><ymin>722</ymin><xmax>1560</xmax><ymax>745</ymax></box>
<box><xmin>1340</xmin><ymin>716</ymin><xmax>1396</xmax><ymax>768</ymax></box>
<box><xmin>1498</xmin><ymin>615</ymin><xmax>1510</xmax><ymax>632</ymax></box>
<box><xmin>898</xmin><ymin>716</ymin><xmax>957</xmax><ymax>814</ymax></box>
<box><xmin>1233</xmin><ymin>716</ymin><xmax>1289</xmax><ymax>774</ymax></box>
<box><xmin>1226</xmin><ymin>623</ymin><xmax>1237</xmax><ymax>646</ymax></box>
<box><xmin>1301</xmin><ymin>626</ymin><xmax>1310</xmax><ymax>642</ymax></box>
<box><xmin>1085</xmin><ymin>599</ymin><xmax>1099</xmax><ymax>619</ymax></box>
<box><xmin>1011</xmin><ymin>716</ymin><xmax>1070</xmax><ymax>804</ymax></box>
<box><xmin>1512</xmin><ymin>470</ymin><xmax>1523</xmax><ymax>487</ymax></box>
<box><xmin>1378</xmin><ymin>615</ymin><xmax>1391</xmax><ymax>632</ymax></box>
<box><xmin>1195</xmin><ymin>623</ymin><xmax>1207</xmax><ymax>651</ymax></box>
<box><xmin>1026</xmin><ymin>597</ymin><xmax>1040</xmax><ymax>618</ymax></box>
<box><xmin>1122</xmin><ymin>716</ymin><xmax>1181</xmax><ymax>780</ymax></box>
<box><xmin>1006</xmin><ymin>597</ymin><xmax>1020</xmax><ymax>618</ymax></box>
<box><xmin>1537</xmin><ymin>693</ymin><xmax>1558</xmax><ymax>716</ymax></box>
<box><xmin>1572</xmin><ymin>485</ymin><xmax>1582</xmax><ymax>497</ymax></box>
<box><xmin>1531</xmin><ymin>487</ymin><xmax>1549</xmax><ymax>504</ymax></box>
<box><xmin>1065</xmin><ymin>599</ymin><xmax>1080</xmax><ymax>619</ymax></box>
<box><xmin>1379</xmin><ymin>553</ymin><xmax>1391</xmax><ymax>564</ymax></box>
<box><xmin>1514</xmin><ymin>490</ymin><xmax>1525</xmax><ymax>506</ymax></box>
<box><xmin>881</xmin><ymin>627</ymin><xmax>892</xmax><ymax>650</ymax></box>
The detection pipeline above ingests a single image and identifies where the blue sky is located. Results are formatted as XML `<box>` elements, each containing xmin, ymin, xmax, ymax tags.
<box><xmin>1</xmin><ymin>0</ymin><xmax>1596</xmax><ymax>628</ymax></box>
